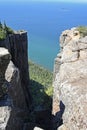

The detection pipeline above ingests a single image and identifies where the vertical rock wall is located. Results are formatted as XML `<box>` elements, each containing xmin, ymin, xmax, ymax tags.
<box><xmin>52</xmin><ymin>28</ymin><xmax>87</xmax><ymax>130</ymax></box>
<box><xmin>0</xmin><ymin>31</ymin><xmax>31</xmax><ymax>108</ymax></box>
<box><xmin>0</xmin><ymin>31</ymin><xmax>31</xmax><ymax>130</ymax></box>
<box><xmin>5</xmin><ymin>61</ymin><xmax>30</xmax><ymax>130</ymax></box>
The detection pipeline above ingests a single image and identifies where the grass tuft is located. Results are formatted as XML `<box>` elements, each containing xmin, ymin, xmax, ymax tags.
<box><xmin>0</xmin><ymin>22</ymin><xmax>14</xmax><ymax>40</ymax></box>
<box><xmin>77</xmin><ymin>26</ymin><xmax>87</xmax><ymax>37</ymax></box>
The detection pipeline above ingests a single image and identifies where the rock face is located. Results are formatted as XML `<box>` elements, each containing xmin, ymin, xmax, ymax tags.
<box><xmin>0</xmin><ymin>48</ymin><xmax>11</xmax><ymax>98</ymax></box>
<box><xmin>34</xmin><ymin>127</ymin><xmax>44</xmax><ymax>130</ymax></box>
<box><xmin>0</xmin><ymin>48</ymin><xmax>30</xmax><ymax>130</ymax></box>
<box><xmin>52</xmin><ymin>28</ymin><xmax>87</xmax><ymax>130</ymax></box>
<box><xmin>0</xmin><ymin>31</ymin><xmax>31</xmax><ymax>130</ymax></box>
<box><xmin>5</xmin><ymin>61</ymin><xmax>28</xmax><ymax>109</ymax></box>
<box><xmin>5</xmin><ymin>61</ymin><xmax>30</xmax><ymax>130</ymax></box>
<box><xmin>0</xmin><ymin>31</ymin><xmax>31</xmax><ymax>108</ymax></box>
<box><xmin>0</xmin><ymin>48</ymin><xmax>11</xmax><ymax>130</ymax></box>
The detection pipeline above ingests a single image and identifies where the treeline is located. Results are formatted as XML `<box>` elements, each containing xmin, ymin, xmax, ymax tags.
<box><xmin>29</xmin><ymin>60</ymin><xmax>53</xmax><ymax>109</ymax></box>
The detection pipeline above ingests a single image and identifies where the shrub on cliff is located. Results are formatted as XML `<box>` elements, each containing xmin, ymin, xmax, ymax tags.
<box><xmin>77</xmin><ymin>26</ymin><xmax>87</xmax><ymax>37</ymax></box>
<box><xmin>4</xmin><ymin>22</ymin><xmax>14</xmax><ymax>35</ymax></box>
<box><xmin>0</xmin><ymin>22</ymin><xmax>6</xmax><ymax>40</ymax></box>
<box><xmin>0</xmin><ymin>22</ymin><xmax>14</xmax><ymax>40</ymax></box>
<box><xmin>0</xmin><ymin>29</ymin><xmax>6</xmax><ymax>40</ymax></box>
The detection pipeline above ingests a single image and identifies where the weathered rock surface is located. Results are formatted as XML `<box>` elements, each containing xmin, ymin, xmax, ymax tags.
<box><xmin>0</xmin><ymin>48</ymin><xmax>11</xmax><ymax>98</ymax></box>
<box><xmin>0</xmin><ymin>106</ymin><xmax>11</xmax><ymax>130</ymax></box>
<box><xmin>53</xmin><ymin>28</ymin><xmax>87</xmax><ymax>130</ymax></box>
<box><xmin>34</xmin><ymin>127</ymin><xmax>44</xmax><ymax>130</ymax></box>
<box><xmin>0</xmin><ymin>55</ymin><xmax>30</xmax><ymax>130</ymax></box>
<box><xmin>0</xmin><ymin>31</ymin><xmax>31</xmax><ymax>130</ymax></box>
<box><xmin>0</xmin><ymin>31</ymin><xmax>31</xmax><ymax>108</ymax></box>
<box><xmin>58</xmin><ymin>124</ymin><xmax>68</xmax><ymax>130</ymax></box>
<box><xmin>5</xmin><ymin>61</ymin><xmax>28</xmax><ymax>109</ymax></box>
<box><xmin>0</xmin><ymin>48</ymin><xmax>11</xmax><ymax>130</ymax></box>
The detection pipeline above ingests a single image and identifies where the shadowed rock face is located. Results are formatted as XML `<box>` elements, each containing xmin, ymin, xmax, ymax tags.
<box><xmin>5</xmin><ymin>61</ymin><xmax>28</xmax><ymax>109</ymax></box>
<box><xmin>5</xmin><ymin>61</ymin><xmax>30</xmax><ymax>130</ymax></box>
<box><xmin>0</xmin><ymin>31</ymin><xmax>31</xmax><ymax>108</ymax></box>
<box><xmin>0</xmin><ymin>48</ymin><xmax>11</xmax><ymax>130</ymax></box>
<box><xmin>0</xmin><ymin>49</ymin><xmax>30</xmax><ymax>130</ymax></box>
<box><xmin>0</xmin><ymin>48</ymin><xmax>11</xmax><ymax>98</ymax></box>
<box><xmin>53</xmin><ymin>28</ymin><xmax>87</xmax><ymax>130</ymax></box>
<box><xmin>0</xmin><ymin>31</ymin><xmax>32</xmax><ymax>130</ymax></box>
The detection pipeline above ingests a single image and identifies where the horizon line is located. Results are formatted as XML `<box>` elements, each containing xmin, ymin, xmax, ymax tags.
<box><xmin>0</xmin><ymin>0</ymin><xmax>87</xmax><ymax>3</ymax></box>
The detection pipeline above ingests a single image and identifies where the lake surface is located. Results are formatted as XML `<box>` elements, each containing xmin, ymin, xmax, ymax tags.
<box><xmin>0</xmin><ymin>2</ymin><xmax>87</xmax><ymax>71</ymax></box>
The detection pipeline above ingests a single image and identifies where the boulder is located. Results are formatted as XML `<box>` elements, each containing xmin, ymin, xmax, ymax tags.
<box><xmin>34</xmin><ymin>127</ymin><xmax>44</xmax><ymax>130</ymax></box>
<box><xmin>5</xmin><ymin>61</ymin><xmax>30</xmax><ymax>130</ymax></box>
<box><xmin>5</xmin><ymin>61</ymin><xmax>28</xmax><ymax>109</ymax></box>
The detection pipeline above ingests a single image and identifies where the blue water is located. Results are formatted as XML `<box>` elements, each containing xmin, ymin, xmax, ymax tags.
<box><xmin>0</xmin><ymin>2</ymin><xmax>87</xmax><ymax>71</ymax></box>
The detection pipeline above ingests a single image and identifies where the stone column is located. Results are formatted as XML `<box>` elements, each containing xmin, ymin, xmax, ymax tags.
<box><xmin>0</xmin><ymin>47</ymin><xmax>11</xmax><ymax>98</ymax></box>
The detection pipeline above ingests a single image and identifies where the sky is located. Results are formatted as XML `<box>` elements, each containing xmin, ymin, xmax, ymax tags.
<box><xmin>0</xmin><ymin>0</ymin><xmax>87</xmax><ymax>3</ymax></box>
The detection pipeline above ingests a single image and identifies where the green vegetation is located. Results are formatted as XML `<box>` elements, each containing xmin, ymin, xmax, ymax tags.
<box><xmin>77</xmin><ymin>26</ymin><xmax>87</xmax><ymax>37</ymax></box>
<box><xmin>29</xmin><ymin>60</ymin><xmax>53</xmax><ymax>110</ymax></box>
<box><xmin>0</xmin><ymin>22</ymin><xmax>14</xmax><ymax>40</ymax></box>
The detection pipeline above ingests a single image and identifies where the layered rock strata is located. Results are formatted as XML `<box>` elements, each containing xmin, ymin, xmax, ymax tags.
<box><xmin>53</xmin><ymin>28</ymin><xmax>87</xmax><ymax>130</ymax></box>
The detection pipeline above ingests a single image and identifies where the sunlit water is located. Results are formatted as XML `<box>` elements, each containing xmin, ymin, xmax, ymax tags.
<box><xmin>0</xmin><ymin>2</ymin><xmax>87</xmax><ymax>71</ymax></box>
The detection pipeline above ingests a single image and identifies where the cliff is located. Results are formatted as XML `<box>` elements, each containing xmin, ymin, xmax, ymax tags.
<box><xmin>0</xmin><ymin>31</ymin><xmax>31</xmax><ymax>107</ymax></box>
<box><xmin>52</xmin><ymin>27</ymin><xmax>87</xmax><ymax>130</ymax></box>
<box><xmin>0</xmin><ymin>31</ymin><xmax>31</xmax><ymax>130</ymax></box>
<box><xmin>0</xmin><ymin>29</ymin><xmax>53</xmax><ymax>130</ymax></box>
<box><xmin>1</xmin><ymin>25</ymin><xmax>87</xmax><ymax>130</ymax></box>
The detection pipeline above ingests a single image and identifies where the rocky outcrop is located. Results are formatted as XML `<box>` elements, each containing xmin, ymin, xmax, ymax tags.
<box><xmin>0</xmin><ymin>48</ymin><xmax>11</xmax><ymax>98</ymax></box>
<box><xmin>34</xmin><ymin>127</ymin><xmax>44</xmax><ymax>130</ymax></box>
<box><xmin>0</xmin><ymin>48</ymin><xmax>11</xmax><ymax>130</ymax></box>
<box><xmin>0</xmin><ymin>30</ymin><xmax>32</xmax><ymax>130</ymax></box>
<box><xmin>5</xmin><ymin>61</ymin><xmax>28</xmax><ymax>109</ymax></box>
<box><xmin>0</xmin><ymin>31</ymin><xmax>31</xmax><ymax>108</ymax></box>
<box><xmin>52</xmin><ymin>28</ymin><xmax>87</xmax><ymax>130</ymax></box>
<box><xmin>0</xmin><ymin>47</ymin><xmax>30</xmax><ymax>130</ymax></box>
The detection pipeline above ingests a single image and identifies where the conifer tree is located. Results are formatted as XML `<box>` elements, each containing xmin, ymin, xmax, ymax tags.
<box><xmin>0</xmin><ymin>21</ymin><xmax>3</xmax><ymax>29</ymax></box>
